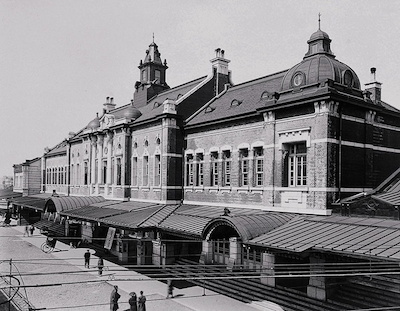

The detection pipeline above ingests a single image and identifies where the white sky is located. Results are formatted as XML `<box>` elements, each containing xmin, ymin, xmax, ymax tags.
<box><xmin>1</xmin><ymin>0</ymin><xmax>400</xmax><ymax>177</ymax></box>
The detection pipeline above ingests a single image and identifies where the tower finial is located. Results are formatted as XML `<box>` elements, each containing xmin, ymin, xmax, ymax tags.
<box><xmin>318</xmin><ymin>12</ymin><xmax>321</xmax><ymax>30</ymax></box>
<box><xmin>152</xmin><ymin>32</ymin><xmax>155</xmax><ymax>43</ymax></box>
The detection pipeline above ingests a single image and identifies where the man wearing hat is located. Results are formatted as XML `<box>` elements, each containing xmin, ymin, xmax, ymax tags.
<box><xmin>110</xmin><ymin>285</ymin><xmax>121</xmax><ymax>311</ymax></box>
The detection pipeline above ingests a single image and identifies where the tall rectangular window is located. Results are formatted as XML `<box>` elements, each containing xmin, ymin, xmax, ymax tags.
<box><xmin>186</xmin><ymin>154</ymin><xmax>194</xmax><ymax>186</ymax></box>
<box><xmin>132</xmin><ymin>157</ymin><xmax>138</xmax><ymax>186</ymax></box>
<box><xmin>210</xmin><ymin>152</ymin><xmax>219</xmax><ymax>186</ymax></box>
<box><xmin>254</xmin><ymin>147</ymin><xmax>264</xmax><ymax>187</ymax></box>
<box><xmin>222</xmin><ymin>150</ymin><xmax>231</xmax><ymax>187</ymax></box>
<box><xmin>64</xmin><ymin>166</ymin><xmax>68</xmax><ymax>185</ymax></box>
<box><xmin>76</xmin><ymin>164</ymin><xmax>80</xmax><ymax>185</ymax></box>
<box><xmin>239</xmin><ymin>149</ymin><xmax>249</xmax><ymax>187</ymax></box>
<box><xmin>155</xmin><ymin>155</ymin><xmax>161</xmax><ymax>186</ymax></box>
<box><xmin>143</xmin><ymin>156</ymin><xmax>149</xmax><ymax>186</ymax></box>
<box><xmin>288</xmin><ymin>142</ymin><xmax>307</xmax><ymax>187</ymax></box>
<box><xmin>70</xmin><ymin>164</ymin><xmax>75</xmax><ymax>185</ymax></box>
<box><xmin>102</xmin><ymin>160</ymin><xmax>107</xmax><ymax>184</ymax></box>
<box><xmin>196</xmin><ymin>153</ymin><xmax>204</xmax><ymax>186</ymax></box>
<box><xmin>84</xmin><ymin>162</ymin><xmax>89</xmax><ymax>185</ymax></box>
<box><xmin>155</xmin><ymin>69</ymin><xmax>161</xmax><ymax>82</ymax></box>
<box><xmin>116</xmin><ymin>158</ymin><xmax>122</xmax><ymax>186</ymax></box>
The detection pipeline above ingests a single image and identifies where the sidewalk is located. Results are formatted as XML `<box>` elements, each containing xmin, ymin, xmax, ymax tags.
<box><xmin>12</xmin><ymin>225</ymin><xmax>266</xmax><ymax>311</ymax></box>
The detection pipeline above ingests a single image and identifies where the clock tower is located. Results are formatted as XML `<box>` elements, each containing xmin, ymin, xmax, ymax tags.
<box><xmin>133</xmin><ymin>40</ymin><xmax>169</xmax><ymax>108</ymax></box>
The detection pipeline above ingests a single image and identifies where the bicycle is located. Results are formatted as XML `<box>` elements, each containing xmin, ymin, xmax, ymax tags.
<box><xmin>41</xmin><ymin>237</ymin><xmax>57</xmax><ymax>253</ymax></box>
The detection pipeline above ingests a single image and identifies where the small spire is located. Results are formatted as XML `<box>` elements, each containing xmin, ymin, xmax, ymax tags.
<box><xmin>318</xmin><ymin>12</ymin><xmax>321</xmax><ymax>30</ymax></box>
<box><xmin>152</xmin><ymin>32</ymin><xmax>155</xmax><ymax>43</ymax></box>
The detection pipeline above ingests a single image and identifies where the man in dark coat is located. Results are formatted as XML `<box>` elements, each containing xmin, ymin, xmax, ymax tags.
<box><xmin>84</xmin><ymin>250</ymin><xmax>91</xmax><ymax>268</ymax></box>
<box><xmin>110</xmin><ymin>285</ymin><xmax>121</xmax><ymax>311</ymax></box>
<box><xmin>138</xmin><ymin>291</ymin><xmax>146</xmax><ymax>311</ymax></box>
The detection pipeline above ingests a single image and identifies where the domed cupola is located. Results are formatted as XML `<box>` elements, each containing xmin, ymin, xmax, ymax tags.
<box><xmin>124</xmin><ymin>103</ymin><xmax>142</xmax><ymax>120</ymax></box>
<box><xmin>280</xmin><ymin>27</ymin><xmax>361</xmax><ymax>92</ymax></box>
<box><xmin>87</xmin><ymin>113</ymin><xmax>100</xmax><ymax>130</ymax></box>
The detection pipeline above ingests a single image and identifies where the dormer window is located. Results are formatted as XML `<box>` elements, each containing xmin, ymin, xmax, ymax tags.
<box><xmin>343</xmin><ymin>70</ymin><xmax>353</xmax><ymax>87</ymax></box>
<box><xmin>231</xmin><ymin>99</ymin><xmax>242</xmax><ymax>107</ymax></box>
<box><xmin>141</xmin><ymin>70</ymin><xmax>147</xmax><ymax>81</ymax></box>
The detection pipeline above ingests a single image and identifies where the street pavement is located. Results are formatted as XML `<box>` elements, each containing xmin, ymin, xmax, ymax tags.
<box><xmin>0</xmin><ymin>222</ymin><xmax>267</xmax><ymax>311</ymax></box>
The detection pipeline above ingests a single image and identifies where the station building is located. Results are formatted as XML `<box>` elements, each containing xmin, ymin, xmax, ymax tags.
<box><xmin>10</xmin><ymin>27</ymin><xmax>400</xmax><ymax>308</ymax></box>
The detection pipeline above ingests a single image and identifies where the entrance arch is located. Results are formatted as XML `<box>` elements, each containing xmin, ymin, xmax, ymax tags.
<box><xmin>201</xmin><ymin>213</ymin><xmax>295</xmax><ymax>265</ymax></box>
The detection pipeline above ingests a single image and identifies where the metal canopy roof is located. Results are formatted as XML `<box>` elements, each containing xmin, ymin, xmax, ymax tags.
<box><xmin>9</xmin><ymin>196</ymin><xmax>47</xmax><ymax>211</ymax></box>
<box><xmin>100</xmin><ymin>205</ymin><xmax>162</xmax><ymax>228</ymax></box>
<box><xmin>61</xmin><ymin>206</ymin><xmax>128</xmax><ymax>221</ymax></box>
<box><xmin>203</xmin><ymin>213</ymin><xmax>296</xmax><ymax>242</ymax></box>
<box><xmin>45</xmin><ymin>196</ymin><xmax>105</xmax><ymax>212</ymax></box>
<box><xmin>250</xmin><ymin>215</ymin><xmax>400</xmax><ymax>260</ymax></box>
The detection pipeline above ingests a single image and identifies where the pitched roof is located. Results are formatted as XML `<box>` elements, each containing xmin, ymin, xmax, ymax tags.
<box><xmin>250</xmin><ymin>215</ymin><xmax>400</xmax><ymax>260</ymax></box>
<box><xmin>186</xmin><ymin>72</ymin><xmax>286</xmax><ymax>127</ymax></box>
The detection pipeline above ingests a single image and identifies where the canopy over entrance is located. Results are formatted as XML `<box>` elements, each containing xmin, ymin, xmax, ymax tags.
<box><xmin>45</xmin><ymin>196</ymin><xmax>105</xmax><ymax>213</ymax></box>
<box><xmin>202</xmin><ymin>213</ymin><xmax>295</xmax><ymax>242</ymax></box>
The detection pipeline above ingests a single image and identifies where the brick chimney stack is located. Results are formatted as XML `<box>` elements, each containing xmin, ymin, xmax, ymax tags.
<box><xmin>364</xmin><ymin>67</ymin><xmax>382</xmax><ymax>103</ymax></box>
<box><xmin>210</xmin><ymin>48</ymin><xmax>232</xmax><ymax>95</ymax></box>
<box><xmin>103</xmin><ymin>96</ymin><xmax>116</xmax><ymax>113</ymax></box>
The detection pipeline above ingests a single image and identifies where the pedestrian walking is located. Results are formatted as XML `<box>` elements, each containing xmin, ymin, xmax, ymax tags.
<box><xmin>84</xmin><ymin>250</ymin><xmax>91</xmax><ymax>268</ymax></box>
<box><xmin>166</xmin><ymin>279</ymin><xmax>174</xmax><ymax>298</ymax></box>
<box><xmin>127</xmin><ymin>292</ymin><xmax>137</xmax><ymax>311</ymax></box>
<box><xmin>29</xmin><ymin>224</ymin><xmax>35</xmax><ymax>236</ymax></box>
<box><xmin>138</xmin><ymin>291</ymin><xmax>146</xmax><ymax>311</ymax></box>
<box><xmin>23</xmin><ymin>225</ymin><xmax>29</xmax><ymax>237</ymax></box>
<box><xmin>97</xmin><ymin>257</ymin><xmax>104</xmax><ymax>275</ymax></box>
<box><xmin>110</xmin><ymin>285</ymin><xmax>121</xmax><ymax>311</ymax></box>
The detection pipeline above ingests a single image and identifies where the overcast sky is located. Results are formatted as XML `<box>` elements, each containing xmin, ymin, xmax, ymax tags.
<box><xmin>1</xmin><ymin>0</ymin><xmax>400</xmax><ymax>177</ymax></box>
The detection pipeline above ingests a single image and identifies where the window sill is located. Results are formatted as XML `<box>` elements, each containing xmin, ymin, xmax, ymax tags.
<box><xmin>141</xmin><ymin>187</ymin><xmax>150</xmax><ymax>192</ymax></box>
<box><xmin>220</xmin><ymin>187</ymin><xmax>231</xmax><ymax>193</ymax></box>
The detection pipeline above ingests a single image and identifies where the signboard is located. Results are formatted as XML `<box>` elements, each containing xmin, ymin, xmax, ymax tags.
<box><xmin>104</xmin><ymin>227</ymin><xmax>116</xmax><ymax>250</ymax></box>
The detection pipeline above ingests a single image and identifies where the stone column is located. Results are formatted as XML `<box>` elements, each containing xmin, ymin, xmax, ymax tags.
<box><xmin>261</xmin><ymin>252</ymin><xmax>275</xmax><ymax>287</ymax></box>
<box><xmin>307</xmin><ymin>255</ymin><xmax>327</xmax><ymax>301</ymax></box>
<box><xmin>97</xmin><ymin>135</ymin><xmax>104</xmax><ymax>185</ymax></box>
<box><xmin>90</xmin><ymin>136</ymin><xmax>97</xmax><ymax>190</ymax></box>
<box><xmin>227</xmin><ymin>237</ymin><xmax>242</xmax><ymax>270</ymax></box>
<box><xmin>199</xmin><ymin>240</ymin><xmax>213</xmax><ymax>264</ymax></box>
<box><xmin>105</xmin><ymin>132</ymin><xmax>113</xmax><ymax>195</ymax></box>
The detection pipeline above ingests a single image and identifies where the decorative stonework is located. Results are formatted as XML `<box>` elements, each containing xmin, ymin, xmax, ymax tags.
<box><xmin>314</xmin><ymin>100</ymin><xmax>339</xmax><ymax>115</ymax></box>
<box><xmin>263</xmin><ymin>111</ymin><xmax>275</xmax><ymax>123</ymax></box>
<box><xmin>365</xmin><ymin>110</ymin><xmax>376</xmax><ymax>124</ymax></box>
<box><xmin>278</xmin><ymin>127</ymin><xmax>311</xmax><ymax>149</ymax></box>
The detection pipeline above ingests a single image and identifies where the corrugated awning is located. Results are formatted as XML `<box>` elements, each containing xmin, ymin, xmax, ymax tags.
<box><xmin>101</xmin><ymin>205</ymin><xmax>163</xmax><ymax>228</ymax></box>
<box><xmin>61</xmin><ymin>206</ymin><xmax>129</xmax><ymax>221</ymax></box>
<box><xmin>250</xmin><ymin>215</ymin><xmax>400</xmax><ymax>260</ymax></box>
<box><xmin>9</xmin><ymin>196</ymin><xmax>47</xmax><ymax>211</ymax></box>
<box><xmin>203</xmin><ymin>213</ymin><xmax>296</xmax><ymax>242</ymax></box>
<box><xmin>45</xmin><ymin>196</ymin><xmax>105</xmax><ymax>212</ymax></box>
<box><xmin>0</xmin><ymin>189</ymin><xmax>22</xmax><ymax>200</ymax></box>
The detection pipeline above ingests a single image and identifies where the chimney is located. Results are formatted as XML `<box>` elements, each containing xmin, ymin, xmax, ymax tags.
<box><xmin>210</xmin><ymin>48</ymin><xmax>232</xmax><ymax>95</ymax></box>
<box><xmin>364</xmin><ymin>67</ymin><xmax>382</xmax><ymax>103</ymax></box>
<box><xmin>103</xmin><ymin>96</ymin><xmax>116</xmax><ymax>113</ymax></box>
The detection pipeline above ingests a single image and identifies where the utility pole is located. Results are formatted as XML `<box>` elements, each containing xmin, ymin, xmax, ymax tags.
<box><xmin>9</xmin><ymin>258</ymin><xmax>12</xmax><ymax>311</ymax></box>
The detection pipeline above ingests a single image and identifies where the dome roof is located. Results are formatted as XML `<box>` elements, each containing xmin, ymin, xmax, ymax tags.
<box><xmin>87</xmin><ymin>115</ymin><xmax>100</xmax><ymax>130</ymax></box>
<box><xmin>124</xmin><ymin>106</ymin><xmax>142</xmax><ymax>120</ymax></box>
<box><xmin>309</xmin><ymin>29</ymin><xmax>330</xmax><ymax>42</ymax></box>
<box><xmin>280</xmin><ymin>29</ymin><xmax>361</xmax><ymax>92</ymax></box>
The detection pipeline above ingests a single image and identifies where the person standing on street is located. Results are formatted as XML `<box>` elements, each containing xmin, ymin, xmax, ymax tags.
<box><xmin>29</xmin><ymin>224</ymin><xmax>35</xmax><ymax>236</ymax></box>
<box><xmin>138</xmin><ymin>291</ymin><xmax>146</xmax><ymax>311</ymax></box>
<box><xmin>97</xmin><ymin>256</ymin><xmax>104</xmax><ymax>275</ymax></box>
<box><xmin>84</xmin><ymin>250</ymin><xmax>91</xmax><ymax>268</ymax></box>
<box><xmin>110</xmin><ymin>285</ymin><xmax>121</xmax><ymax>311</ymax></box>
<box><xmin>23</xmin><ymin>225</ymin><xmax>29</xmax><ymax>237</ymax></box>
<box><xmin>166</xmin><ymin>279</ymin><xmax>174</xmax><ymax>298</ymax></box>
<box><xmin>128</xmin><ymin>292</ymin><xmax>137</xmax><ymax>311</ymax></box>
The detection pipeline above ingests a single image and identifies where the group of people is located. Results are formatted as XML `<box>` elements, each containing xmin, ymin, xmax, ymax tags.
<box><xmin>110</xmin><ymin>285</ymin><xmax>147</xmax><ymax>311</ymax></box>
<box><xmin>23</xmin><ymin>224</ymin><xmax>35</xmax><ymax>236</ymax></box>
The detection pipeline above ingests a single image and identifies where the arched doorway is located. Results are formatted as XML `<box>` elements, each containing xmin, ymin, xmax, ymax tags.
<box><xmin>205</xmin><ymin>222</ymin><xmax>239</xmax><ymax>264</ymax></box>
